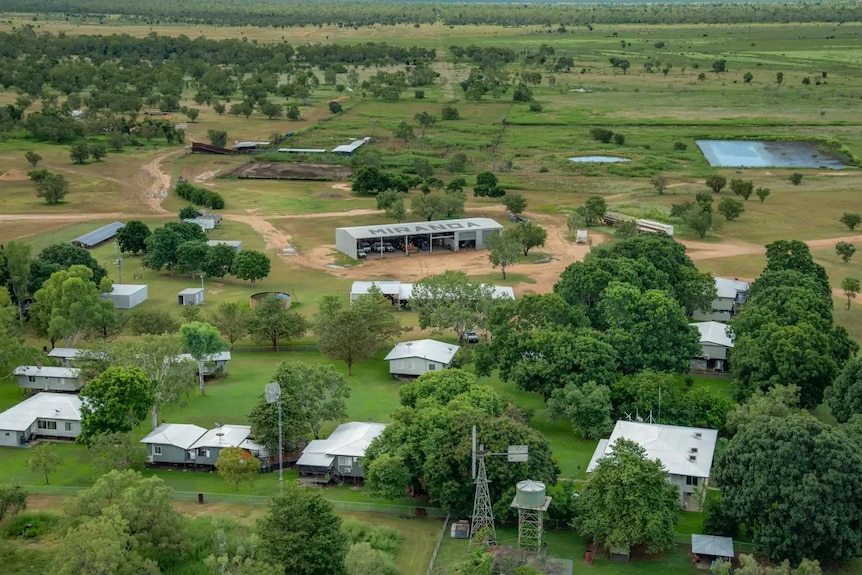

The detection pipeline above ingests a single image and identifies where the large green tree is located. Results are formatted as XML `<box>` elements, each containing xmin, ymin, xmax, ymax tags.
<box><xmin>486</xmin><ymin>229</ymin><xmax>522</xmax><ymax>279</ymax></box>
<box><xmin>825</xmin><ymin>357</ymin><xmax>862</xmax><ymax>423</ymax></box>
<box><xmin>509</xmin><ymin>221</ymin><xmax>547</xmax><ymax>256</ymax></box>
<box><xmin>116</xmin><ymin>220</ymin><xmax>151</xmax><ymax>255</ymax></box>
<box><xmin>315</xmin><ymin>287</ymin><xmax>402</xmax><ymax>375</ymax></box>
<box><xmin>179</xmin><ymin>321</ymin><xmax>228</xmax><ymax>396</ymax></box>
<box><xmin>715</xmin><ymin>416</ymin><xmax>862</xmax><ymax>564</ymax></box>
<box><xmin>30</xmin><ymin>264</ymin><xmax>115</xmax><ymax>346</ymax></box>
<box><xmin>547</xmin><ymin>381</ymin><xmax>613</xmax><ymax>439</ymax></box>
<box><xmin>258</xmin><ymin>486</ymin><xmax>349</xmax><ymax>575</ymax></box>
<box><xmin>247</xmin><ymin>294</ymin><xmax>308</xmax><ymax>347</ymax></box>
<box><xmin>79</xmin><ymin>367</ymin><xmax>152</xmax><ymax>444</ymax></box>
<box><xmin>364</xmin><ymin>370</ymin><xmax>559</xmax><ymax>514</ymax></box>
<box><xmin>38</xmin><ymin>243</ymin><xmax>108</xmax><ymax>284</ymax></box>
<box><xmin>410</xmin><ymin>270</ymin><xmax>497</xmax><ymax>342</ymax></box>
<box><xmin>209</xmin><ymin>301</ymin><xmax>250</xmax><ymax>345</ymax></box>
<box><xmin>576</xmin><ymin>439</ymin><xmax>680</xmax><ymax>554</ymax></box>
<box><xmin>216</xmin><ymin>446</ymin><xmax>261</xmax><ymax>491</ymax></box>
<box><xmin>143</xmin><ymin>221</ymin><xmax>207</xmax><ymax>274</ymax></box>
<box><xmin>231</xmin><ymin>250</ymin><xmax>271</xmax><ymax>286</ymax></box>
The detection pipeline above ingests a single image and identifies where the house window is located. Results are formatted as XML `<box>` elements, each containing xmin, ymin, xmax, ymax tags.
<box><xmin>28</xmin><ymin>376</ymin><xmax>35</xmax><ymax>383</ymax></box>
<box><xmin>37</xmin><ymin>421</ymin><xmax>57</xmax><ymax>430</ymax></box>
<box><xmin>154</xmin><ymin>446</ymin><xmax>163</xmax><ymax>456</ymax></box>
<box><xmin>337</xmin><ymin>456</ymin><xmax>351</xmax><ymax>466</ymax></box>
<box><xmin>428</xmin><ymin>364</ymin><xmax>436</xmax><ymax>371</ymax></box>
<box><xmin>686</xmin><ymin>476</ymin><xmax>699</xmax><ymax>487</ymax></box>
<box><xmin>64</xmin><ymin>422</ymin><xmax>72</xmax><ymax>432</ymax></box>
<box><xmin>197</xmin><ymin>448</ymin><xmax>210</xmax><ymax>458</ymax></box>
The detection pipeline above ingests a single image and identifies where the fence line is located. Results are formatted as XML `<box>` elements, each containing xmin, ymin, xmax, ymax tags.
<box><xmin>427</xmin><ymin>512</ymin><xmax>451</xmax><ymax>575</ymax></box>
<box><xmin>230</xmin><ymin>345</ymin><xmax>319</xmax><ymax>353</ymax></box>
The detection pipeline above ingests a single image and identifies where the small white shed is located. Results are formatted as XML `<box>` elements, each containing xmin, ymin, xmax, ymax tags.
<box><xmin>178</xmin><ymin>288</ymin><xmax>204</xmax><ymax>306</ymax></box>
<box><xmin>384</xmin><ymin>339</ymin><xmax>460</xmax><ymax>377</ymax></box>
<box><xmin>692</xmin><ymin>321</ymin><xmax>734</xmax><ymax>372</ymax></box>
<box><xmin>576</xmin><ymin>230</ymin><xmax>588</xmax><ymax>244</ymax></box>
<box><xmin>102</xmin><ymin>284</ymin><xmax>148</xmax><ymax>309</ymax></box>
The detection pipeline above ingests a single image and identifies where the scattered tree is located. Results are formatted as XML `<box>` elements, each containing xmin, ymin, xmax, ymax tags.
<box><xmin>840</xmin><ymin>212</ymin><xmax>861</xmax><ymax>231</ymax></box>
<box><xmin>258</xmin><ymin>487</ymin><xmax>349</xmax><ymax>575</ymax></box>
<box><xmin>207</xmin><ymin>129</ymin><xmax>228</xmax><ymax>148</ymax></box>
<box><xmin>179</xmin><ymin>322</ymin><xmax>228</xmax><ymax>396</ymax></box>
<box><xmin>718</xmin><ymin>197</ymin><xmax>745</xmax><ymax>221</ymax></box>
<box><xmin>32</xmin><ymin>170</ymin><xmax>69</xmax><ymax>204</ymax></box>
<box><xmin>776</xmin><ymin>71</ymin><xmax>784</xmax><ymax>85</ymax></box>
<box><xmin>509</xmin><ymin>221</ymin><xmax>547</xmax><ymax>256</ymax></box>
<box><xmin>270</xmin><ymin>362</ymin><xmax>350</xmax><ymax>439</ymax></box>
<box><xmin>24</xmin><ymin>151</ymin><xmax>42</xmax><ymax>167</ymax></box>
<box><xmin>203</xmin><ymin>242</ymin><xmax>237</xmax><ymax>279</ymax></box>
<box><xmin>69</xmin><ymin>140</ymin><xmax>91</xmax><ymax>164</ymax></box>
<box><xmin>259</xmin><ymin>101</ymin><xmax>283</xmax><ymax>120</ymax></box>
<box><xmin>576</xmin><ymin>195</ymin><xmax>608</xmax><ymax>225</ymax></box>
<box><xmin>685</xmin><ymin>204</ymin><xmax>713</xmax><ymax>238</ymax></box>
<box><xmin>836</xmin><ymin>242</ymin><xmax>856</xmax><ymax>264</ymax></box>
<box><xmin>486</xmin><ymin>230</ymin><xmax>522</xmax><ymax>279</ymax></box>
<box><xmin>730</xmin><ymin>178</ymin><xmax>754</xmax><ymax>200</ymax></box>
<box><xmin>216</xmin><ymin>446</ymin><xmax>261</xmax><ymax>491</ymax></box>
<box><xmin>577</xmin><ymin>438</ymin><xmax>680</xmax><ymax>554</ymax></box>
<box><xmin>842</xmin><ymin>277</ymin><xmax>860</xmax><ymax>310</ymax></box>
<box><xmin>414</xmin><ymin>111</ymin><xmax>436</xmax><ymax>136</ymax></box>
<box><xmin>209</xmin><ymin>301</ymin><xmax>250</xmax><ymax>345</ymax></box>
<box><xmin>755</xmin><ymin>187</ymin><xmax>770</xmax><ymax>203</ymax></box>
<box><xmin>441</xmin><ymin>106</ymin><xmax>460</xmax><ymax>120</ymax></box>
<box><xmin>87</xmin><ymin>431</ymin><xmax>147</xmax><ymax>475</ymax></box>
<box><xmin>393</xmin><ymin>121</ymin><xmax>415</xmax><ymax>143</ymax></box>
<box><xmin>315</xmin><ymin>287</ymin><xmax>402</xmax><ymax>375</ymax></box>
<box><xmin>743</xmin><ymin>72</ymin><xmax>754</xmax><ymax>83</ymax></box>
<box><xmin>649</xmin><ymin>175</ymin><xmax>669</xmax><ymax>194</ymax></box>
<box><xmin>89</xmin><ymin>143</ymin><xmax>107</xmax><ymax>161</ymax></box>
<box><xmin>502</xmin><ymin>193</ymin><xmax>527</xmax><ymax>214</ymax></box>
<box><xmin>28</xmin><ymin>443</ymin><xmax>60</xmax><ymax>485</ymax></box>
<box><xmin>328</xmin><ymin>101</ymin><xmax>343</xmax><ymax>114</ymax></box>
<box><xmin>705</xmin><ymin>174</ymin><xmax>727</xmax><ymax>193</ymax></box>
<box><xmin>789</xmin><ymin>172</ymin><xmax>804</xmax><ymax>185</ymax></box>
<box><xmin>247</xmin><ymin>294</ymin><xmax>308</xmax><ymax>348</ymax></box>
<box><xmin>411</xmin><ymin>271</ymin><xmax>497</xmax><ymax>342</ymax></box>
<box><xmin>231</xmin><ymin>250</ymin><xmax>271</xmax><ymax>286</ymax></box>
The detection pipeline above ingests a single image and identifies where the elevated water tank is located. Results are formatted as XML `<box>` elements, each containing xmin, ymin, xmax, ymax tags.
<box><xmin>515</xmin><ymin>480</ymin><xmax>546</xmax><ymax>508</ymax></box>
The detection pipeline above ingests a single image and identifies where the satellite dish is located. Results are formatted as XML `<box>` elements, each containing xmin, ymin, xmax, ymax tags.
<box><xmin>216</xmin><ymin>431</ymin><xmax>225</xmax><ymax>444</ymax></box>
<box><xmin>265</xmin><ymin>382</ymin><xmax>282</xmax><ymax>404</ymax></box>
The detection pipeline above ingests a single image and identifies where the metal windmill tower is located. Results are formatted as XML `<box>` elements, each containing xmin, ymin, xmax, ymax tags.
<box><xmin>469</xmin><ymin>426</ymin><xmax>529</xmax><ymax>548</ymax></box>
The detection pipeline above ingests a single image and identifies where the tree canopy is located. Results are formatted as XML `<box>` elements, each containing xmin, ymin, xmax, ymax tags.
<box><xmin>79</xmin><ymin>366</ymin><xmax>152</xmax><ymax>444</ymax></box>
<box><xmin>410</xmin><ymin>270</ymin><xmax>498</xmax><ymax>342</ymax></box>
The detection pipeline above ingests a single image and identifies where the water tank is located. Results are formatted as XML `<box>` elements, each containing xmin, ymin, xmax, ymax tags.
<box><xmin>515</xmin><ymin>480</ymin><xmax>546</xmax><ymax>508</ymax></box>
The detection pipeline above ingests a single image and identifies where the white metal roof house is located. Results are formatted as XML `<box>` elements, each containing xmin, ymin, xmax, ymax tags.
<box><xmin>0</xmin><ymin>392</ymin><xmax>82</xmax><ymax>447</ymax></box>
<box><xmin>47</xmin><ymin>347</ymin><xmax>83</xmax><ymax>367</ymax></box>
<box><xmin>297</xmin><ymin>421</ymin><xmax>386</xmax><ymax>484</ymax></box>
<box><xmin>140</xmin><ymin>423</ymin><xmax>207</xmax><ymax>466</ymax></box>
<box><xmin>691</xmin><ymin>321</ymin><xmax>734</xmax><ymax>372</ymax></box>
<box><xmin>335</xmin><ymin>217</ymin><xmax>504</xmax><ymax>260</ymax></box>
<box><xmin>188</xmin><ymin>424</ymin><xmax>268</xmax><ymax>467</ymax></box>
<box><xmin>384</xmin><ymin>339</ymin><xmax>460</xmax><ymax>377</ymax></box>
<box><xmin>102</xmin><ymin>284</ymin><xmax>148</xmax><ymax>309</ymax></box>
<box><xmin>14</xmin><ymin>366</ymin><xmax>82</xmax><ymax>392</ymax></box>
<box><xmin>691</xmin><ymin>277</ymin><xmax>749</xmax><ymax>323</ymax></box>
<box><xmin>588</xmin><ymin>421</ymin><xmax>719</xmax><ymax>506</ymax></box>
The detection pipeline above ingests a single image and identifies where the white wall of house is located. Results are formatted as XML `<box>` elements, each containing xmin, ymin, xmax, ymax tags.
<box><xmin>700</xmin><ymin>343</ymin><xmax>729</xmax><ymax>361</ymax></box>
<box><xmin>691</xmin><ymin>308</ymin><xmax>733</xmax><ymax>322</ymax></box>
<box><xmin>669</xmin><ymin>473</ymin><xmax>705</xmax><ymax>501</ymax></box>
<box><xmin>35</xmin><ymin>418</ymin><xmax>80</xmax><ymax>439</ymax></box>
<box><xmin>17</xmin><ymin>375</ymin><xmax>81</xmax><ymax>392</ymax></box>
<box><xmin>388</xmin><ymin>357</ymin><xmax>447</xmax><ymax>377</ymax></box>
<box><xmin>0</xmin><ymin>429</ymin><xmax>24</xmax><ymax>447</ymax></box>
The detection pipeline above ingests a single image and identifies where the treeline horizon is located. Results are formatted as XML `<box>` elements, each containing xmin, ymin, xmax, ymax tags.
<box><xmin>5</xmin><ymin>0</ymin><xmax>862</xmax><ymax>27</ymax></box>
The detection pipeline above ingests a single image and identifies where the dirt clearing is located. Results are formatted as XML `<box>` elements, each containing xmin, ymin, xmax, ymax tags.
<box><xmin>233</xmin><ymin>162</ymin><xmax>352</xmax><ymax>181</ymax></box>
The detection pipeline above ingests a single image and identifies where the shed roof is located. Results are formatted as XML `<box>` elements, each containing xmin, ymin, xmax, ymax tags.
<box><xmin>184</xmin><ymin>218</ymin><xmax>215</xmax><ymax>230</ymax></box>
<box><xmin>177</xmin><ymin>351</ymin><xmax>231</xmax><ymax>363</ymax></box>
<box><xmin>190</xmin><ymin>424</ymin><xmax>251</xmax><ymax>450</ymax></box>
<box><xmin>206</xmin><ymin>240</ymin><xmax>242</xmax><ymax>248</ymax></box>
<box><xmin>178</xmin><ymin>288</ymin><xmax>204</xmax><ymax>296</ymax></box>
<box><xmin>47</xmin><ymin>348</ymin><xmax>82</xmax><ymax>360</ymax></box>
<box><xmin>277</xmin><ymin>148</ymin><xmax>328</xmax><ymax>154</ymax></box>
<box><xmin>338</xmin><ymin>217</ymin><xmax>503</xmax><ymax>240</ymax></box>
<box><xmin>588</xmin><ymin>421</ymin><xmax>718</xmax><ymax>478</ymax></box>
<box><xmin>0</xmin><ymin>392</ymin><xmax>82</xmax><ymax>431</ymax></box>
<box><xmin>70</xmin><ymin>221</ymin><xmax>125</xmax><ymax>248</ymax></box>
<box><xmin>384</xmin><ymin>339</ymin><xmax>459</xmax><ymax>364</ymax></box>
<box><xmin>297</xmin><ymin>421</ymin><xmax>386</xmax><ymax>467</ymax></box>
<box><xmin>13</xmin><ymin>366</ymin><xmax>80</xmax><ymax>378</ymax></box>
<box><xmin>140</xmin><ymin>423</ymin><xmax>207</xmax><ymax>450</ymax></box>
<box><xmin>350</xmin><ymin>280</ymin><xmax>514</xmax><ymax>301</ymax></box>
<box><xmin>331</xmin><ymin>137</ymin><xmax>371</xmax><ymax>154</ymax></box>
<box><xmin>234</xmin><ymin>141</ymin><xmax>270</xmax><ymax>149</ymax></box>
<box><xmin>107</xmin><ymin>284</ymin><xmax>147</xmax><ymax>296</ymax></box>
<box><xmin>691</xmin><ymin>535</ymin><xmax>734</xmax><ymax>558</ymax></box>
<box><xmin>714</xmin><ymin>277</ymin><xmax>749</xmax><ymax>299</ymax></box>
<box><xmin>693</xmin><ymin>321</ymin><xmax>734</xmax><ymax>348</ymax></box>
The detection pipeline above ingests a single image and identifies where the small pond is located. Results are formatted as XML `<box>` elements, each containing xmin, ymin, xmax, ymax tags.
<box><xmin>696</xmin><ymin>140</ymin><xmax>849</xmax><ymax>169</ymax></box>
<box><xmin>568</xmin><ymin>156</ymin><xmax>630</xmax><ymax>164</ymax></box>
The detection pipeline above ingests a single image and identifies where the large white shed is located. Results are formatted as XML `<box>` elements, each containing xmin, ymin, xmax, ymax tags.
<box><xmin>384</xmin><ymin>339</ymin><xmax>460</xmax><ymax>377</ymax></box>
<box><xmin>102</xmin><ymin>284</ymin><xmax>148</xmax><ymax>309</ymax></box>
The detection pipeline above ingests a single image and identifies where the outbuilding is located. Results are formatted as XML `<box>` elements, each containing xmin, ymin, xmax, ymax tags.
<box><xmin>14</xmin><ymin>366</ymin><xmax>81</xmax><ymax>392</ymax></box>
<box><xmin>69</xmin><ymin>221</ymin><xmax>125</xmax><ymax>248</ymax></box>
<box><xmin>47</xmin><ymin>347</ymin><xmax>82</xmax><ymax>367</ymax></box>
<box><xmin>691</xmin><ymin>534</ymin><xmax>734</xmax><ymax>569</ymax></box>
<box><xmin>206</xmin><ymin>240</ymin><xmax>242</xmax><ymax>252</ymax></box>
<box><xmin>335</xmin><ymin>217</ymin><xmax>503</xmax><ymax>260</ymax></box>
<box><xmin>384</xmin><ymin>339</ymin><xmax>459</xmax><ymax>377</ymax></box>
<box><xmin>691</xmin><ymin>277</ymin><xmax>749</xmax><ymax>323</ymax></box>
<box><xmin>297</xmin><ymin>421</ymin><xmax>386</xmax><ymax>484</ymax></box>
<box><xmin>177</xmin><ymin>351</ymin><xmax>231</xmax><ymax>378</ymax></box>
<box><xmin>691</xmin><ymin>321</ymin><xmax>734</xmax><ymax>372</ymax></box>
<box><xmin>0</xmin><ymin>392</ymin><xmax>82</xmax><ymax>447</ymax></box>
<box><xmin>331</xmin><ymin>137</ymin><xmax>370</xmax><ymax>156</ymax></box>
<box><xmin>178</xmin><ymin>288</ymin><xmax>204</xmax><ymax>306</ymax></box>
<box><xmin>102</xmin><ymin>284</ymin><xmax>148</xmax><ymax>309</ymax></box>
<box><xmin>140</xmin><ymin>423</ymin><xmax>207</xmax><ymax>467</ymax></box>
<box><xmin>187</xmin><ymin>424</ymin><xmax>267</xmax><ymax>468</ymax></box>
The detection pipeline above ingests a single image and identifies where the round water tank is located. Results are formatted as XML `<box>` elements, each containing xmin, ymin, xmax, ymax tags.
<box><xmin>515</xmin><ymin>480</ymin><xmax>546</xmax><ymax>508</ymax></box>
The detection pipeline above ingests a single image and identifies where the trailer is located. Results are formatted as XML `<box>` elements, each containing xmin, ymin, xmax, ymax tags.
<box><xmin>636</xmin><ymin>219</ymin><xmax>674</xmax><ymax>236</ymax></box>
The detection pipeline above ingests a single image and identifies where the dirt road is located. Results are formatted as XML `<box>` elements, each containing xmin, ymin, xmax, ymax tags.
<box><xmin>139</xmin><ymin>149</ymin><xmax>186</xmax><ymax>214</ymax></box>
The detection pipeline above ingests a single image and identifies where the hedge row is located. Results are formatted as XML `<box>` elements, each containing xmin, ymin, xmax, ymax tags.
<box><xmin>175</xmin><ymin>182</ymin><xmax>225</xmax><ymax>209</ymax></box>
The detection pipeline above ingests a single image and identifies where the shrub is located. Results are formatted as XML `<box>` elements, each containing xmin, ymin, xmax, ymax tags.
<box><xmin>539</xmin><ymin>166</ymin><xmax>549</xmax><ymax>173</ymax></box>
<box><xmin>366</xmin><ymin>526</ymin><xmax>402</xmax><ymax>554</ymax></box>
<box><xmin>789</xmin><ymin>172</ymin><xmax>804</xmax><ymax>185</ymax></box>
<box><xmin>528</xmin><ymin>101</ymin><xmax>543</xmax><ymax>112</ymax></box>
<box><xmin>441</xmin><ymin>106</ymin><xmax>460</xmax><ymax>120</ymax></box>
<box><xmin>2</xmin><ymin>512</ymin><xmax>59</xmax><ymax>539</ymax></box>
<box><xmin>175</xmin><ymin>182</ymin><xmax>225</xmax><ymax>210</ymax></box>
<box><xmin>673</xmin><ymin>141</ymin><xmax>688</xmax><ymax>151</ymax></box>
<box><xmin>613</xmin><ymin>133</ymin><xmax>625</xmax><ymax>145</ymax></box>
<box><xmin>414</xmin><ymin>90</ymin><xmax>425</xmax><ymax>99</ymax></box>
<box><xmin>589</xmin><ymin>127</ymin><xmax>614</xmax><ymax>143</ymax></box>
